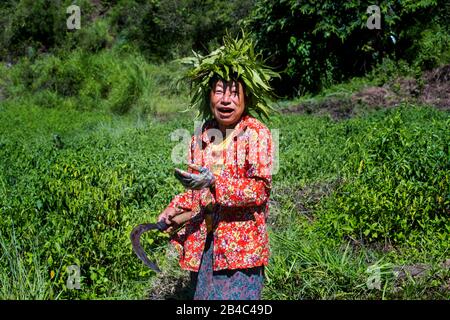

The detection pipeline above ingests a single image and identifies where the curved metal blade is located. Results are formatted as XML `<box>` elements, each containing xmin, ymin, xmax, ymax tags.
<box><xmin>130</xmin><ymin>221</ymin><xmax>167</xmax><ymax>272</ymax></box>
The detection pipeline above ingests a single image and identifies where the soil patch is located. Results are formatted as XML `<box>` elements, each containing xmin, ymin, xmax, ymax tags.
<box><xmin>420</xmin><ymin>65</ymin><xmax>450</xmax><ymax>110</ymax></box>
<box><xmin>148</xmin><ymin>270</ymin><xmax>194</xmax><ymax>300</ymax></box>
<box><xmin>270</xmin><ymin>180</ymin><xmax>341</xmax><ymax>226</ymax></box>
<box><xmin>282</xmin><ymin>64</ymin><xmax>450</xmax><ymax>119</ymax></box>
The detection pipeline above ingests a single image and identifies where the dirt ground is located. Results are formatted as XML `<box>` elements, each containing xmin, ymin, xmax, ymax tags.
<box><xmin>282</xmin><ymin>64</ymin><xmax>450</xmax><ymax>120</ymax></box>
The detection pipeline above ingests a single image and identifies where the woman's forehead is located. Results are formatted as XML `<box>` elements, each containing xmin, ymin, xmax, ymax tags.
<box><xmin>213</xmin><ymin>79</ymin><xmax>241</xmax><ymax>89</ymax></box>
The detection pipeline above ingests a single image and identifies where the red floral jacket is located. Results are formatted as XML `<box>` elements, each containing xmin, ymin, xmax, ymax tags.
<box><xmin>168</xmin><ymin>115</ymin><xmax>273</xmax><ymax>272</ymax></box>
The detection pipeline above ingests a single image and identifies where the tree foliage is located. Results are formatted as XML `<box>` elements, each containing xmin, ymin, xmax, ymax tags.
<box><xmin>0</xmin><ymin>0</ymin><xmax>256</xmax><ymax>62</ymax></box>
<box><xmin>1</xmin><ymin>0</ymin><xmax>449</xmax><ymax>98</ymax></box>
<box><xmin>244</xmin><ymin>0</ymin><xmax>450</xmax><ymax>96</ymax></box>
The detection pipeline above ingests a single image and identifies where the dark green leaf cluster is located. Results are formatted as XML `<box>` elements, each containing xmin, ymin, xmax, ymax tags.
<box><xmin>317</xmin><ymin>107</ymin><xmax>450</xmax><ymax>244</ymax></box>
<box><xmin>245</xmin><ymin>0</ymin><xmax>450</xmax><ymax>96</ymax></box>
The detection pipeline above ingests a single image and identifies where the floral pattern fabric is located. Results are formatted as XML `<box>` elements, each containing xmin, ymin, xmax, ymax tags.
<box><xmin>168</xmin><ymin>115</ymin><xmax>273</xmax><ymax>272</ymax></box>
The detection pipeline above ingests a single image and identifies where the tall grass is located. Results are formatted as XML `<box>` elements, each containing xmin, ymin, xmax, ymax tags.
<box><xmin>1</xmin><ymin>49</ymin><xmax>189</xmax><ymax>117</ymax></box>
<box><xmin>264</xmin><ymin>224</ymin><xmax>371</xmax><ymax>299</ymax></box>
<box><xmin>0</xmin><ymin>225</ymin><xmax>53</xmax><ymax>299</ymax></box>
<box><xmin>265</xmin><ymin>217</ymin><xmax>449</xmax><ymax>300</ymax></box>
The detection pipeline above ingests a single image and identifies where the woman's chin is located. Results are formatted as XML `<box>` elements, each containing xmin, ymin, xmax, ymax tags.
<box><xmin>216</xmin><ymin>117</ymin><xmax>238</xmax><ymax>128</ymax></box>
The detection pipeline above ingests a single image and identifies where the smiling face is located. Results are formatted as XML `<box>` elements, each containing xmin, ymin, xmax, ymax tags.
<box><xmin>210</xmin><ymin>79</ymin><xmax>246</xmax><ymax>131</ymax></box>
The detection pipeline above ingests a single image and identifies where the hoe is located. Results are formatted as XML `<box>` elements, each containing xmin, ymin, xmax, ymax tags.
<box><xmin>130</xmin><ymin>210</ymin><xmax>193</xmax><ymax>272</ymax></box>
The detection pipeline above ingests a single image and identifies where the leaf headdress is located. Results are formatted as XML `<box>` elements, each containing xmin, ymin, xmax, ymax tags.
<box><xmin>177</xmin><ymin>31</ymin><xmax>280</xmax><ymax>120</ymax></box>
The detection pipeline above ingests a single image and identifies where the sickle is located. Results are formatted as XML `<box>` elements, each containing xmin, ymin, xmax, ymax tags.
<box><xmin>130</xmin><ymin>220</ymin><xmax>169</xmax><ymax>272</ymax></box>
<box><xmin>130</xmin><ymin>211</ymin><xmax>193</xmax><ymax>272</ymax></box>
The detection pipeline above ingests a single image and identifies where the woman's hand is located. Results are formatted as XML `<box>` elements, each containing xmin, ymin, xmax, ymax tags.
<box><xmin>174</xmin><ymin>164</ymin><xmax>215</xmax><ymax>190</ymax></box>
<box><xmin>158</xmin><ymin>206</ymin><xmax>194</xmax><ymax>233</ymax></box>
<box><xmin>158</xmin><ymin>206</ymin><xmax>184</xmax><ymax>231</ymax></box>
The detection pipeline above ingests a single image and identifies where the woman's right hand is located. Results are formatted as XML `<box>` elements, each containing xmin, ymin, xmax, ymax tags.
<box><xmin>158</xmin><ymin>206</ymin><xmax>185</xmax><ymax>232</ymax></box>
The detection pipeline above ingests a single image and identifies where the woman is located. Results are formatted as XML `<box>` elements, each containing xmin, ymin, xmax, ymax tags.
<box><xmin>158</xmin><ymin>33</ymin><xmax>279</xmax><ymax>300</ymax></box>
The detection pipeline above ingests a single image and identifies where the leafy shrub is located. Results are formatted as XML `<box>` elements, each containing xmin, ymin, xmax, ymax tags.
<box><xmin>409</xmin><ymin>25</ymin><xmax>450</xmax><ymax>70</ymax></box>
<box><xmin>0</xmin><ymin>0</ymin><xmax>96</xmax><ymax>61</ymax></box>
<box><xmin>63</xmin><ymin>18</ymin><xmax>114</xmax><ymax>53</ymax></box>
<box><xmin>317</xmin><ymin>106</ymin><xmax>450</xmax><ymax>244</ymax></box>
<box><xmin>244</xmin><ymin>0</ymin><xmax>450</xmax><ymax>96</ymax></box>
<box><xmin>368</xmin><ymin>58</ymin><xmax>423</xmax><ymax>87</ymax></box>
<box><xmin>0</xmin><ymin>0</ymin><xmax>256</xmax><ymax>62</ymax></box>
<box><xmin>2</xmin><ymin>49</ymin><xmax>187</xmax><ymax>115</ymax></box>
<box><xmin>108</xmin><ymin>0</ymin><xmax>256</xmax><ymax>60</ymax></box>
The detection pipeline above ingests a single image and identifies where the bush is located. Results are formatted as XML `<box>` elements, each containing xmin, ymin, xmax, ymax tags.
<box><xmin>63</xmin><ymin>18</ymin><xmax>114</xmax><ymax>53</ymax></box>
<box><xmin>0</xmin><ymin>0</ymin><xmax>96</xmax><ymax>61</ymax></box>
<box><xmin>409</xmin><ymin>25</ymin><xmax>450</xmax><ymax>70</ymax></box>
<box><xmin>1</xmin><ymin>49</ymin><xmax>188</xmax><ymax>115</ymax></box>
<box><xmin>244</xmin><ymin>0</ymin><xmax>450</xmax><ymax>96</ymax></box>
<box><xmin>317</xmin><ymin>106</ymin><xmax>450</xmax><ymax>245</ymax></box>
<box><xmin>108</xmin><ymin>0</ymin><xmax>256</xmax><ymax>60</ymax></box>
<box><xmin>0</xmin><ymin>0</ymin><xmax>256</xmax><ymax>62</ymax></box>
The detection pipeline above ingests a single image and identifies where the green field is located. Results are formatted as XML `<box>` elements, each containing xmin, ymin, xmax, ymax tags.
<box><xmin>1</xmin><ymin>76</ymin><xmax>448</xmax><ymax>298</ymax></box>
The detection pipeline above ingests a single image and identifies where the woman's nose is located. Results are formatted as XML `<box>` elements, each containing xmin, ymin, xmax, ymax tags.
<box><xmin>221</xmin><ymin>90</ymin><xmax>232</xmax><ymax>104</ymax></box>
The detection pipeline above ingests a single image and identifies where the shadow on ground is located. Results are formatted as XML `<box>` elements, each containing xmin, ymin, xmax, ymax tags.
<box><xmin>148</xmin><ymin>270</ymin><xmax>195</xmax><ymax>300</ymax></box>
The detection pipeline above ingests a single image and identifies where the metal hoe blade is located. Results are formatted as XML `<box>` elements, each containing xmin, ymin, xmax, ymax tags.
<box><xmin>130</xmin><ymin>221</ymin><xmax>168</xmax><ymax>272</ymax></box>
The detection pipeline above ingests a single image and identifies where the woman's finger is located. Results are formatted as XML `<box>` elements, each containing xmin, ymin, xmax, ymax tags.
<box><xmin>174</xmin><ymin>168</ymin><xmax>191</xmax><ymax>178</ymax></box>
<box><xmin>187</xmin><ymin>163</ymin><xmax>202</xmax><ymax>172</ymax></box>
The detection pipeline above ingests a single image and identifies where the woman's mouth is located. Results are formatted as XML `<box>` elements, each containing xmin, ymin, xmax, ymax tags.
<box><xmin>217</xmin><ymin>107</ymin><xmax>234</xmax><ymax>118</ymax></box>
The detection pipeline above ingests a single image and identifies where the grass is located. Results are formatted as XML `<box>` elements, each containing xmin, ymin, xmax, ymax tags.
<box><xmin>264</xmin><ymin>215</ymin><xmax>449</xmax><ymax>300</ymax></box>
<box><xmin>0</xmin><ymin>49</ymin><xmax>189</xmax><ymax>117</ymax></box>
<box><xmin>0</xmin><ymin>225</ymin><xmax>53</xmax><ymax>299</ymax></box>
<box><xmin>277</xmin><ymin>75</ymin><xmax>377</xmax><ymax>108</ymax></box>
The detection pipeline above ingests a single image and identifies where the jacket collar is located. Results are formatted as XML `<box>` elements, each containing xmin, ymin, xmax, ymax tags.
<box><xmin>200</xmin><ymin>115</ymin><xmax>250</xmax><ymax>144</ymax></box>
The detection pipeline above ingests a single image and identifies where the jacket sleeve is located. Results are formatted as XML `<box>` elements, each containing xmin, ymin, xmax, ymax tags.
<box><xmin>167</xmin><ymin>132</ymin><xmax>215</xmax><ymax>211</ymax></box>
<box><xmin>213</xmin><ymin>126</ymin><xmax>273</xmax><ymax>207</ymax></box>
<box><xmin>167</xmin><ymin>190</ymin><xmax>194</xmax><ymax>210</ymax></box>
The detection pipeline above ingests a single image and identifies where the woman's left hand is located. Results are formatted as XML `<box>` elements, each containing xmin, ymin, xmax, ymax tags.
<box><xmin>174</xmin><ymin>164</ymin><xmax>215</xmax><ymax>190</ymax></box>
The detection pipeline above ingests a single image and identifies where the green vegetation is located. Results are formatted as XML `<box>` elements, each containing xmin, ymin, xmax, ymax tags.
<box><xmin>245</xmin><ymin>0</ymin><xmax>450</xmax><ymax>95</ymax></box>
<box><xmin>0</xmin><ymin>102</ymin><xmax>187</xmax><ymax>299</ymax></box>
<box><xmin>265</xmin><ymin>106</ymin><xmax>449</xmax><ymax>299</ymax></box>
<box><xmin>0</xmin><ymin>0</ymin><xmax>256</xmax><ymax>61</ymax></box>
<box><xmin>1</xmin><ymin>49</ymin><xmax>188</xmax><ymax>116</ymax></box>
<box><xmin>0</xmin><ymin>0</ymin><xmax>449</xmax><ymax>300</ymax></box>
